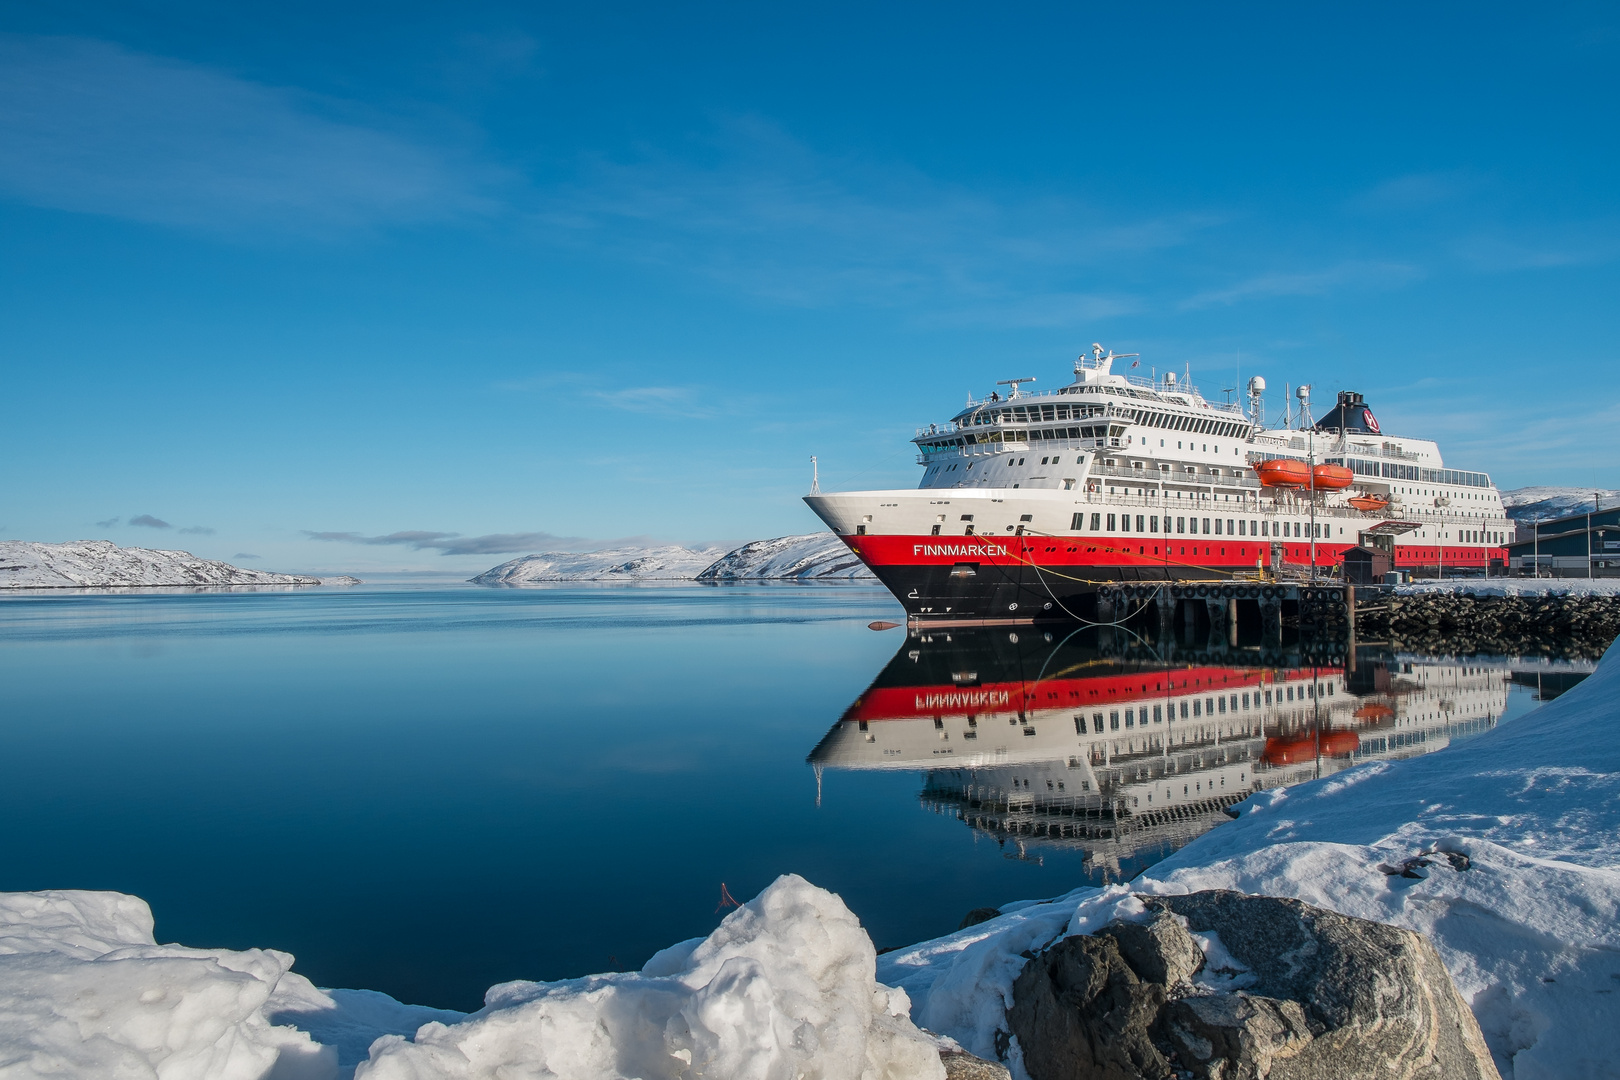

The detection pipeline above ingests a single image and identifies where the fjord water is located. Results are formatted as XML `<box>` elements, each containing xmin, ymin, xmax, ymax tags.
<box><xmin>0</xmin><ymin>585</ymin><xmax>1550</xmax><ymax>1012</ymax></box>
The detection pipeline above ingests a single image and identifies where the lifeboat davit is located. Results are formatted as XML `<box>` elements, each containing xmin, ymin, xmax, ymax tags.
<box><xmin>1262</xmin><ymin>729</ymin><xmax>1361</xmax><ymax>766</ymax></box>
<box><xmin>1348</xmin><ymin>493</ymin><xmax>1390</xmax><ymax>513</ymax></box>
<box><xmin>1311</xmin><ymin>464</ymin><xmax>1354</xmax><ymax>490</ymax></box>
<box><xmin>1254</xmin><ymin>459</ymin><xmax>1311</xmax><ymax>488</ymax></box>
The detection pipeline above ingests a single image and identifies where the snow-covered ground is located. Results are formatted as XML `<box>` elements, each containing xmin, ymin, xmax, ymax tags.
<box><xmin>1501</xmin><ymin>485</ymin><xmax>1619</xmax><ymax>523</ymax></box>
<box><xmin>469</xmin><ymin>545</ymin><xmax>726</xmax><ymax>584</ymax></box>
<box><xmin>0</xmin><ymin>541</ymin><xmax>324</xmax><ymax>589</ymax></box>
<box><xmin>1395</xmin><ymin>578</ymin><xmax>1620</xmax><ymax>597</ymax></box>
<box><xmin>0</xmin><ymin>877</ymin><xmax>944</xmax><ymax>1080</ymax></box>
<box><xmin>882</xmin><ymin>636</ymin><xmax>1620</xmax><ymax>1080</ymax></box>
<box><xmin>697</xmin><ymin>532</ymin><xmax>874</xmax><ymax>580</ymax></box>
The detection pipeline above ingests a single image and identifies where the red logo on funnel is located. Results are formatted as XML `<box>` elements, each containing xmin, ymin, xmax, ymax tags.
<box><xmin>1364</xmin><ymin>408</ymin><xmax>1381</xmax><ymax>434</ymax></box>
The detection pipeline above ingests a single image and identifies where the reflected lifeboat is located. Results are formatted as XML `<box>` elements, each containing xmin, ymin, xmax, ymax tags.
<box><xmin>1262</xmin><ymin>729</ymin><xmax>1362</xmax><ymax>765</ymax></box>
<box><xmin>1311</xmin><ymin>464</ymin><xmax>1355</xmax><ymax>490</ymax></box>
<box><xmin>1255</xmin><ymin>459</ymin><xmax>1311</xmax><ymax>488</ymax></box>
<box><xmin>1348</xmin><ymin>493</ymin><xmax>1391</xmax><ymax>513</ymax></box>
<box><xmin>1353</xmin><ymin>702</ymin><xmax>1395</xmax><ymax>722</ymax></box>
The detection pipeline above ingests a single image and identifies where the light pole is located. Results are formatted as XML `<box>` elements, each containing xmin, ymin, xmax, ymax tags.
<box><xmin>1434</xmin><ymin>496</ymin><xmax>1451</xmax><ymax>580</ymax></box>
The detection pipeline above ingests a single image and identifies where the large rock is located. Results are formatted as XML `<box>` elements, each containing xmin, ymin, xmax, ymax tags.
<box><xmin>1008</xmin><ymin>890</ymin><xmax>1499</xmax><ymax>1080</ymax></box>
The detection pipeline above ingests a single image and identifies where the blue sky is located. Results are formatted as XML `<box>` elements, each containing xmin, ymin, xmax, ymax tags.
<box><xmin>2</xmin><ymin>3</ymin><xmax>1616</xmax><ymax>574</ymax></box>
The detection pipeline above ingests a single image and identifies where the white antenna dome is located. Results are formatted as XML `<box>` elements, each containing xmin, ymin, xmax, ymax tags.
<box><xmin>1296</xmin><ymin>383</ymin><xmax>1311</xmax><ymax>400</ymax></box>
<box><xmin>1164</xmin><ymin>371</ymin><xmax>1177</xmax><ymax>386</ymax></box>
<box><xmin>1248</xmin><ymin>375</ymin><xmax>1266</xmax><ymax>394</ymax></box>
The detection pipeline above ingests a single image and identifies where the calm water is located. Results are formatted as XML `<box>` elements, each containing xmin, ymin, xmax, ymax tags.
<box><xmin>0</xmin><ymin>584</ymin><xmax>1559</xmax><ymax>1011</ymax></box>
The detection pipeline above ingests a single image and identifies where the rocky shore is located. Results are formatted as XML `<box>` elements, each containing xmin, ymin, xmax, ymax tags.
<box><xmin>1355</xmin><ymin>590</ymin><xmax>1620</xmax><ymax>658</ymax></box>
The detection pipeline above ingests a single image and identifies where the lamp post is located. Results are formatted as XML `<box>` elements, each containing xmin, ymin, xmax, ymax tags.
<box><xmin>1434</xmin><ymin>496</ymin><xmax>1451</xmax><ymax>580</ymax></box>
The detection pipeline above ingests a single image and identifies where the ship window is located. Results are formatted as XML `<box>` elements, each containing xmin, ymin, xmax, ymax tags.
<box><xmin>1203</xmin><ymin>518</ymin><xmax>1211</xmax><ymax>533</ymax></box>
<box><xmin>1150</xmin><ymin>515</ymin><xmax>1159</xmax><ymax>532</ymax></box>
<box><xmin>931</xmin><ymin>524</ymin><xmax>941</xmax><ymax>535</ymax></box>
<box><xmin>1177</xmin><ymin>516</ymin><xmax>1186</xmax><ymax>533</ymax></box>
<box><xmin>856</xmin><ymin>525</ymin><xmax>866</xmax><ymax>535</ymax></box>
<box><xmin>1093</xmin><ymin>713</ymin><xmax>1104</xmax><ymax>733</ymax></box>
<box><xmin>1136</xmin><ymin>515</ymin><xmax>1145</xmax><ymax>531</ymax></box>
<box><xmin>1107</xmin><ymin>514</ymin><xmax>1117</xmax><ymax>530</ymax></box>
<box><xmin>960</xmin><ymin>514</ymin><xmax>974</xmax><ymax>521</ymax></box>
<box><xmin>1018</xmin><ymin>458</ymin><xmax>1025</xmax><ymax>465</ymax></box>
<box><xmin>1237</xmin><ymin>519</ymin><xmax>1245</xmax><ymax>535</ymax></box>
<box><xmin>1119</xmin><ymin>514</ymin><xmax>1129</xmax><ymax>532</ymax></box>
<box><xmin>1214</xmin><ymin>519</ymin><xmax>1222</xmax><ymax>535</ymax></box>
<box><xmin>1089</xmin><ymin>513</ymin><xmax>1102</xmax><ymax>530</ymax></box>
<box><xmin>1020</xmin><ymin>514</ymin><xmax>1033</xmax><ymax>522</ymax></box>
<box><xmin>1110</xmin><ymin>711</ymin><xmax>1119</xmax><ymax>730</ymax></box>
<box><xmin>1252</xmin><ymin>520</ymin><xmax>1259</xmax><ymax>535</ymax></box>
<box><xmin>1071</xmin><ymin>513</ymin><xmax>1084</xmax><ymax>530</ymax></box>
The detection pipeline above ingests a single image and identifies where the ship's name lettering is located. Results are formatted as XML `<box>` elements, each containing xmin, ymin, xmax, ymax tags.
<box><xmin>915</xmin><ymin>690</ymin><xmax>1011</xmax><ymax>709</ymax></box>
<box><xmin>913</xmin><ymin>544</ymin><xmax>1010</xmax><ymax>557</ymax></box>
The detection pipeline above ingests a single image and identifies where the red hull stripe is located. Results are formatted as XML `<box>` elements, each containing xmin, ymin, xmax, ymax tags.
<box><xmin>843</xmin><ymin>534</ymin><xmax>1506</xmax><ymax>573</ymax></box>
<box><xmin>845</xmin><ymin>667</ymin><xmax>1325</xmax><ymax>722</ymax></box>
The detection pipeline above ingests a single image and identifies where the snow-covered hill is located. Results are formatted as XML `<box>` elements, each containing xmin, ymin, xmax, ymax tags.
<box><xmin>0</xmin><ymin>541</ymin><xmax>325</xmax><ymax>589</ymax></box>
<box><xmin>469</xmin><ymin>545</ymin><xmax>726</xmax><ymax>584</ymax></box>
<box><xmin>697</xmin><ymin>532</ymin><xmax>874</xmax><ymax>580</ymax></box>
<box><xmin>1501</xmin><ymin>486</ymin><xmax>1619</xmax><ymax>523</ymax></box>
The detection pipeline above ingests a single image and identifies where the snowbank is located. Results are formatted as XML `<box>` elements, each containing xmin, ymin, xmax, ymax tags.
<box><xmin>881</xmin><ymin>638</ymin><xmax>1620</xmax><ymax>1080</ymax></box>
<box><xmin>0</xmin><ymin>889</ymin><xmax>339</xmax><ymax>1078</ymax></box>
<box><xmin>357</xmin><ymin>875</ymin><xmax>942</xmax><ymax>1080</ymax></box>
<box><xmin>0</xmin><ymin>877</ymin><xmax>945</xmax><ymax>1080</ymax></box>
<box><xmin>1395</xmin><ymin>578</ymin><xmax>1620</xmax><ymax>597</ymax></box>
<box><xmin>0</xmin><ymin>540</ymin><xmax>322</xmax><ymax>589</ymax></box>
<box><xmin>697</xmin><ymin>532</ymin><xmax>874</xmax><ymax>581</ymax></box>
<box><xmin>469</xmin><ymin>545</ymin><xmax>724</xmax><ymax>584</ymax></box>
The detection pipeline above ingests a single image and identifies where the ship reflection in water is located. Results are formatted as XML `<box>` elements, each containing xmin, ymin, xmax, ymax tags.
<box><xmin>808</xmin><ymin>626</ymin><xmax>1553</xmax><ymax>885</ymax></box>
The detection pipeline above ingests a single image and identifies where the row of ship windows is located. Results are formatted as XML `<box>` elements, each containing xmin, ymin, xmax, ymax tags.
<box><xmin>1074</xmin><ymin>513</ymin><xmax>1327</xmax><ymax>538</ymax></box>
<box><xmin>1072</xmin><ymin>685</ymin><xmax>1333</xmax><ymax>733</ymax></box>
<box><xmin>1070</xmin><ymin>512</ymin><xmax>1511</xmax><ymax>545</ymax></box>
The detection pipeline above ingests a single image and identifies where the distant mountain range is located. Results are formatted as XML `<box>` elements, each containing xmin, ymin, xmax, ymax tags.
<box><xmin>472</xmin><ymin>532</ymin><xmax>874</xmax><ymax>583</ymax></box>
<box><xmin>0</xmin><ymin>540</ymin><xmax>359</xmax><ymax>589</ymax></box>
<box><xmin>1501</xmin><ymin>486</ymin><xmax>1620</xmax><ymax>523</ymax></box>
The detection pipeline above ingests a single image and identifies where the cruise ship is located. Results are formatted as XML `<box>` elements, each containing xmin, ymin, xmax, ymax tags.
<box><xmin>805</xmin><ymin>346</ymin><xmax>1512</xmax><ymax>621</ymax></box>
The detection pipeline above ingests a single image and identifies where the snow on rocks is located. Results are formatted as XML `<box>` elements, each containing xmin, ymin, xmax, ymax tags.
<box><xmin>1394</xmin><ymin>578</ymin><xmax>1620</xmax><ymax>598</ymax></box>
<box><xmin>697</xmin><ymin>532</ymin><xmax>874</xmax><ymax>581</ymax></box>
<box><xmin>355</xmin><ymin>874</ymin><xmax>944</xmax><ymax>1080</ymax></box>
<box><xmin>881</xmin><ymin>638</ymin><xmax>1620</xmax><ymax>1080</ymax></box>
<box><xmin>0</xmin><ymin>540</ymin><xmax>324</xmax><ymax>589</ymax></box>
<box><xmin>469</xmin><ymin>545</ymin><xmax>725</xmax><ymax>583</ymax></box>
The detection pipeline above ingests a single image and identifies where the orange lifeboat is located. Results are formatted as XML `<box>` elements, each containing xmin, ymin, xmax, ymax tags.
<box><xmin>1262</xmin><ymin>729</ymin><xmax>1361</xmax><ymax>765</ymax></box>
<box><xmin>1254</xmin><ymin>459</ymin><xmax>1311</xmax><ymax>488</ymax></box>
<box><xmin>1348</xmin><ymin>493</ymin><xmax>1390</xmax><ymax>513</ymax></box>
<box><xmin>1311</xmin><ymin>464</ymin><xmax>1354</xmax><ymax>490</ymax></box>
<box><xmin>1353</xmin><ymin>703</ymin><xmax>1395</xmax><ymax>722</ymax></box>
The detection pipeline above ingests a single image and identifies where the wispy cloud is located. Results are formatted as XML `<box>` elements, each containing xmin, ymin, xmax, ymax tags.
<box><xmin>1348</xmin><ymin>171</ymin><xmax>1478</xmax><ymax>213</ymax></box>
<box><xmin>0</xmin><ymin>34</ymin><xmax>497</xmax><ymax>234</ymax></box>
<box><xmin>179</xmin><ymin>526</ymin><xmax>215</xmax><ymax>535</ymax></box>
<box><xmin>233</xmin><ymin>553</ymin><xmax>261</xmax><ymax>560</ymax></box>
<box><xmin>1180</xmin><ymin>260</ymin><xmax>1423</xmax><ymax>309</ymax></box>
<box><xmin>129</xmin><ymin>514</ymin><xmax>171</xmax><ymax>528</ymax></box>
<box><xmin>530</xmin><ymin>115</ymin><xmax>1213</xmax><ymax>320</ymax></box>
<box><xmin>303</xmin><ymin>529</ymin><xmax>610</xmax><ymax>555</ymax></box>
<box><xmin>95</xmin><ymin>516</ymin><xmax>120</xmax><ymax>528</ymax></box>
